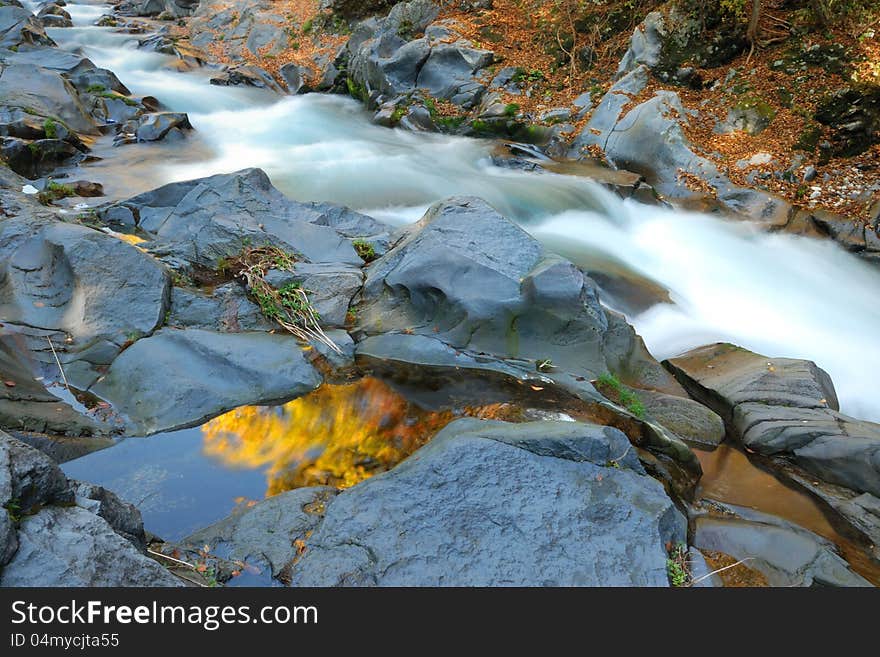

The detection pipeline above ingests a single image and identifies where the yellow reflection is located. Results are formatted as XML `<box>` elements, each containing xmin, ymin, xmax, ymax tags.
<box><xmin>105</xmin><ymin>230</ymin><xmax>146</xmax><ymax>246</ymax></box>
<box><xmin>202</xmin><ymin>377</ymin><xmax>512</xmax><ymax>496</ymax></box>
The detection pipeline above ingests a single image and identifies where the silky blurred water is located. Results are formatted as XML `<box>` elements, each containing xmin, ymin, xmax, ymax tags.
<box><xmin>41</xmin><ymin>6</ymin><xmax>880</xmax><ymax>421</ymax></box>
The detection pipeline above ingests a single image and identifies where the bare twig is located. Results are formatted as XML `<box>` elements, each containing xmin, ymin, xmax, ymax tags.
<box><xmin>688</xmin><ymin>557</ymin><xmax>755</xmax><ymax>586</ymax></box>
<box><xmin>147</xmin><ymin>548</ymin><xmax>199</xmax><ymax>570</ymax></box>
<box><xmin>46</xmin><ymin>336</ymin><xmax>70</xmax><ymax>392</ymax></box>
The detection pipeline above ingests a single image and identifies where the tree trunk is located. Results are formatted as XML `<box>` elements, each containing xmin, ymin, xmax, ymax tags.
<box><xmin>747</xmin><ymin>0</ymin><xmax>761</xmax><ymax>45</ymax></box>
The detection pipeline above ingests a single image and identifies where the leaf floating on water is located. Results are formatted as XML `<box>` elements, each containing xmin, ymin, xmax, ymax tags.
<box><xmin>530</xmin><ymin>385</ymin><xmax>544</xmax><ymax>391</ymax></box>
<box><xmin>3</xmin><ymin>380</ymin><xmax>15</xmax><ymax>387</ymax></box>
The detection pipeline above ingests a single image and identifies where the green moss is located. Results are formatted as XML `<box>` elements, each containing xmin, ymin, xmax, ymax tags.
<box><xmin>86</xmin><ymin>83</ymin><xmax>107</xmax><ymax>94</ymax></box>
<box><xmin>352</xmin><ymin>239</ymin><xmax>377</xmax><ymax>262</ymax></box>
<box><xmin>793</xmin><ymin>124</ymin><xmax>822</xmax><ymax>152</ymax></box>
<box><xmin>37</xmin><ymin>181</ymin><xmax>76</xmax><ymax>206</ymax></box>
<box><xmin>345</xmin><ymin>77</ymin><xmax>367</xmax><ymax>103</ymax></box>
<box><xmin>100</xmin><ymin>92</ymin><xmax>139</xmax><ymax>107</ymax></box>
<box><xmin>734</xmin><ymin>96</ymin><xmax>777</xmax><ymax>122</ymax></box>
<box><xmin>390</xmin><ymin>106</ymin><xmax>407</xmax><ymax>124</ymax></box>
<box><xmin>42</xmin><ymin>118</ymin><xmax>58</xmax><ymax>140</ymax></box>
<box><xmin>597</xmin><ymin>373</ymin><xmax>646</xmax><ymax>419</ymax></box>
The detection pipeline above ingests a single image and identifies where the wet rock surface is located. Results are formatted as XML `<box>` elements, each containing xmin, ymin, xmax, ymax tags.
<box><xmin>0</xmin><ymin>215</ymin><xmax>170</xmax><ymax>389</ymax></box>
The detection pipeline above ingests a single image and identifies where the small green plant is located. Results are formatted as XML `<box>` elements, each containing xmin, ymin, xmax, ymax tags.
<box><xmin>536</xmin><ymin>358</ymin><xmax>555</xmax><ymax>372</ymax></box>
<box><xmin>666</xmin><ymin>543</ymin><xmax>690</xmax><ymax>587</ymax></box>
<box><xmin>512</xmin><ymin>67</ymin><xmax>545</xmax><ymax>85</ymax></box>
<box><xmin>345</xmin><ymin>77</ymin><xmax>367</xmax><ymax>103</ymax></box>
<box><xmin>100</xmin><ymin>91</ymin><xmax>139</xmax><ymax>107</ymax></box>
<box><xmin>43</xmin><ymin>118</ymin><xmax>58</xmax><ymax>139</ymax></box>
<box><xmin>37</xmin><ymin>181</ymin><xmax>76</xmax><ymax>205</ymax></box>
<box><xmin>390</xmin><ymin>106</ymin><xmax>407</xmax><ymax>124</ymax></box>
<box><xmin>352</xmin><ymin>239</ymin><xmax>377</xmax><ymax>262</ymax></box>
<box><xmin>86</xmin><ymin>83</ymin><xmax>107</xmax><ymax>94</ymax></box>
<box><xmin>596</xmin><ymin>373</ymin><xmax>646</xmax><ymax>419</ymax></box>
<box><xmin>4</xmin><ymin>499</ymin><xmax>22</xmax><ymax>523</ymax></box>
<box><xmin>504</xmin><ymin>103</ymin><xmax>520</xmax><ymax>117</ymax></box>
<box><xmin>224</xmin><ymin>246</ymin><xmax>339</xmax><ymax>353</ymax></box>
<box><xmin>302</xmin><ymin>18</ymin><xmax>313</xmax><ymax>34</ymax></box>
<box><xmin>170</xmin><ymin>270</ymin><xmax>193</xmax><ymax>287</ymax></box>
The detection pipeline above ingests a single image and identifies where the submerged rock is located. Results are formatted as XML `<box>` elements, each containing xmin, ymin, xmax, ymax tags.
<box><xmin>290</xmin><ymin>419</ymin><xmax>685</xmax><ymax>586</ymax></box>
<box><xmin>90</xmin><ymin>328</ymin><xmax>323</xmax><ymax>435</ymax></box>
<box><xmin>0</xmin><ymin>335</ymin><xmax>108</xmax><ymax>437</ymax></box>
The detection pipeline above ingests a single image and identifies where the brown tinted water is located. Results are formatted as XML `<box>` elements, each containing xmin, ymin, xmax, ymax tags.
<box><xmin>694</xmin><ymin>444</ymin><xmax>880</xmax><ymax>586</ymax></box>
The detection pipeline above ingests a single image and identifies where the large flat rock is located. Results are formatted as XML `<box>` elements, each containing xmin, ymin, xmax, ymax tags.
<box><xmin>290</xmin><ymin>419</ymin><xmax>685</xmax><ymax>586</ymax></box>
<box><xmin>0</xmin><ymin>217</ymin><xmax>170</xmax><ymax>388</ymax></box>
<box><xmin>90</xmin><ymin>328</ymin><xmax>322</xmax><ymax>435</ymax></box>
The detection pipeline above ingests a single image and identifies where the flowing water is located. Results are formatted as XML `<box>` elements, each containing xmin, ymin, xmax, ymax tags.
<box><xmin>42</xmin><ymin>5</ymin><xmax>880</xmax><ymax>422</ymax></box>
<box><xmin>25</xmin><ymin>3</ymin><xmax>880</xmax><ymax>580</ymax></box>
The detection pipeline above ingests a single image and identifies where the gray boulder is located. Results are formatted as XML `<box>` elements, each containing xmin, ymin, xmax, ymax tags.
<box><xmin>0</xmin><ymin>506</ymin><xmax>182</xmax><ymax>586</ymax></box>
<box><xmin>210</xmin><ymin>65</ymin><xmax>284</xmax><ymax>94</ymax></box>
<box><xmin>90</xmin><ymin>328</ymin><xmax>323</xmax><ymax>435</ymax></box>
<box><xmin>571</xmin><ymin>69</ymin><xmax>789</xmax><ymax>223</ymax></box>
<box><xmin>0</xmin><ymin>217</ymin><xmax>170</xmax><ymax>388</ymax></box>
<box><xmin>1</xmin><ymin>431</ymin><xmax>177</xmax><ymax>586</ymax></box>
<box><xmin>168</xmin><ymin>284</ymin><xmax>272</xmax><ymax>332</ymax></box>
<box><xmin>616</xmin><ymin>11</ymin><xmax>665</xmax><ymax>76</ymax></box>
<box><xmin>665</xmin><ymin>343</ymin><xmax>880</xmax><ymax>497</ymax></box>
<box><xmin>345</xmin><ymin>1</ymin><xmax>495</xmax><ymax>109</ymax></box>
<box><xmin>0</xmin><ymin>6</ymin><xmax>54</xmax><ymax>49</ymax></box>
<box><xmin>0</xmin><ymin>135</ymin><xmax>82</xmax><ymax>179</ymax></box>
<box><xmin>134</xmin><ymin>112</ymin><xmax>192</xmax><ymax>142</ymax></box>
<box><xmin>291</xmin><ymin>419</ymin><xmax>685</xmax><ymax>586</ymax></box>
<box><xmin>279</xmin><ymin>63</ymin><xmax>304</xmax><ymax>94</ymax></box>
<box><xmin>71</xmin><ymin>480</ymin><xmax>147</xmax><ymax>550</ymax></box>
<box><xmin>108</xmin><ymin>168</ymin><xmax>366</xmax><ymax>269</ymax></box>
<box><xmin>0</xmin><ymin>61</ymin><xmax>98</xmax><ymax>135</ymax></box>
<box><xmin>634</xmin><ymin>389</ymin><xmax>726</xmax><ymax>447</ymax></box>
<box><xmin>415</xmin><ymin>41</ymin><xmax>493</xmax><ymax>108</ymax></box>
<box><xmin>0</xmin><ymin>335</ymin><xmax>108</xmax><ymax>436</ymax></box>
<box><xmin>358</xmin><ymin>197</ymin><xmax>649</xmax><ymax>383</ymax></box>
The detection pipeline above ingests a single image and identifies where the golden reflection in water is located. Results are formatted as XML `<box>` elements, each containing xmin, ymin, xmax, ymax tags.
<box><xmin>201</xmin><ymin>377</ymin><xmax>512</xmax><ymax>495</ymax></box>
